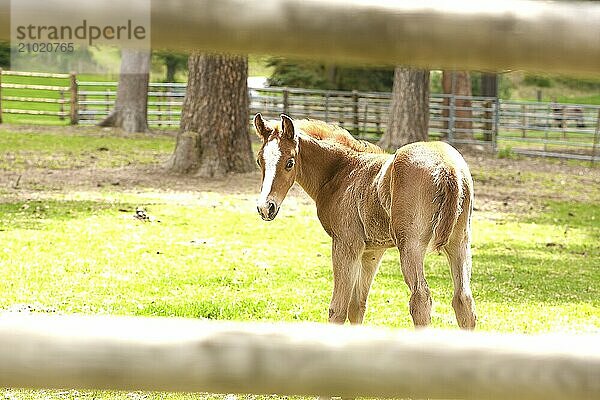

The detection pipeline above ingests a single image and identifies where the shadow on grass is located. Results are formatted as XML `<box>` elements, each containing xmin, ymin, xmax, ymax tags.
<box><xmin>524</xmin><ymin>201</ymin><xmax>600</xmax><ymax>234</ymax></box>
<box><xmin>375</xmin><ymin>249</ymin><xmax>598</xmax><ymax>308</ymax></box>
<box><xmin>0</xmin><ymin>199</ymin><xmax>138</xmax><ymax>230</ymax></box>
<box><xmin>374</xmin><ymin>202</ymin><xmax>599</xmax><ymax>307</ymax></box>
<box><xmin>139</xmin><ymin>298</ymin><xmax>270</xmax><ymax>320</ymax></box>
<box><xmin>473</xmin><ymin>251</ymin><xmax>599</xmax><ymax>305</ymax></box>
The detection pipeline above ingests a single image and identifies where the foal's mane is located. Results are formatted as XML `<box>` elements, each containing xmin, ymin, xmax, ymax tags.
<box><xmin>268</xmin><ymin>118</ymin><xmax>384</xmax><ymax>154</ymax></box>
<box><xmin>295</xmin><ymin>119</ymin><xmax>384</xmax><ymax>154</ymax></box>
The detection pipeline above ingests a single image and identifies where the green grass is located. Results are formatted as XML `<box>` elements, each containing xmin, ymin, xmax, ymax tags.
<box><xmin>554</xmin><ymin>94</ymin><xmax>600</xmax><ymax>105</ymax></box>
<box><xmin>0</xmin><ymin>129</ymin><xmax>174</xmax><ymax>170</ymax></box>
<box><xmin>1</xmin><ymin>188</ymin><xmax>596</xmax><ymax>330</ymax></box>
<box><xmin>0</xmin><ymin>128</ymin><xmax>599</xmax><ymax>399</ymax></box>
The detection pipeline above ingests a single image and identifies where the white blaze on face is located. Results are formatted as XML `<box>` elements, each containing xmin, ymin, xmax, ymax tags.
<box><xmin>258</xmin><ymin>139</ymin><xmax>281</xmax><ymax>205</ymax></box>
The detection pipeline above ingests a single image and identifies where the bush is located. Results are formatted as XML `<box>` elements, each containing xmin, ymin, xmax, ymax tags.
<box><xmin>266</xmin><ymin>57</ymin><xmax>394</xmax><ymax>91</ymax></box>
<box><xmin>554</xmin><ymin>75</ymin><xmax>600</xmax><ymax>91</ymax></box>
<box><xmin>523</xmin><ymin>74</ymin><xmax>553</xmax><ymax>88</ymax></box>
<box><xmin>0</xmin><ymin>41</ymin><xmax>10</xmax><ymax>69</ymax></box>
<box><xmin>430</xmin><ymin>71</ymin><xmax>442</xmax><ymax>93</ymax></box>
<box><xmin>497</xmin><ymin>146</ymin><xmax>518</xmax><ymax>160</ymax></box>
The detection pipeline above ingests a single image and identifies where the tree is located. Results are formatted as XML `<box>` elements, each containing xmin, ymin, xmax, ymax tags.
<box><xmin>0</xmin><ymin>41</ymin><xmax>10</xmax><ymax>69</ymax></box>
<box><xmin>166</xmin><ymin>53</ymin><xmax>254</xmax><ymax>177</ymax></box>
<box><xmin>98</xmin><ymin>49</ymin><xmax>150</xmax><ymax>133</ymax></box>
<box><xmin>480</xmin><ymin>73</ymin><xmax>498</xmax><ymax>97</ymax></box>
<box><xmin>442</xmin><ymin>71</ymin><xmax>473</xmax><ymax>139</ymax></box>
<box><xmin>153</xmin><ymin>50</ymin><xmax>188</xmax><ymax>82</ymax></box>
<box><xmin>480</xmin><ymin>73</ymin><xmax>498</xmax><ymax>141</ymax></box>
<box><xmin>378</xmin><ymin>67</ymin><xmax>430</xmax><ymax>150</ymax></box>
<box><xmin>267</xmin><ymin>57</ymin><xmax>394</xmax><ymax>92</ymax></box>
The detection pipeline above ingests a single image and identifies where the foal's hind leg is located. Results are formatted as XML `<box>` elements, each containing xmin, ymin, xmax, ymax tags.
<box><xmin>444</xmin><ymin>212</ymin><xmax>477</xmax><ymax>330</ymax></box>
<box><xmin>398</xmin><ymin>240</ymin><xmax>432</xmax><ymax>328</ymax></box>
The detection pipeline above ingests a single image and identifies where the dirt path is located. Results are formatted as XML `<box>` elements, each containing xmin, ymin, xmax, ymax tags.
<box><xmin>1</xmin><ymin>125</ymin><xmax>598</xmax><ymax>214</ymax></box>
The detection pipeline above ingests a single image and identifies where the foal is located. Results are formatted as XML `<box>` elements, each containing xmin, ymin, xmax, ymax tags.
<box><xmin>254</xmin><ymin>113</ymin><xmax>476</xmax><ymax>329</ymax></box>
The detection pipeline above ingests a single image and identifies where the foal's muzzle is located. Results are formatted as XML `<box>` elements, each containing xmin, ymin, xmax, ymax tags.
<box><xmin>257</xmin><ymin>200</ymin><xmax>279</xmax><ymax>221</ymax></box>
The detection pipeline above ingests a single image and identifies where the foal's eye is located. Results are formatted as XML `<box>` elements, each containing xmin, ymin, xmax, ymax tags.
<box><xmin>285</xmin><ymin>159</ymin><xmax>295</xmax><ymax>170</ymax></box>
<box><xmin>256</xmin><ymin>158</ymin><xmax>261</xmax><ymax>167</ymax></box>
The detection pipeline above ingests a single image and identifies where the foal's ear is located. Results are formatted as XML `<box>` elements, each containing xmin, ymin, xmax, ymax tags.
<box><xmin>253</xmin><ymin>113</ymin><xmax>271</xmax><ymax>141</ymax></box>
<box><xmin>280</xmin><ymin>114</ymin><xmax>296</xmax><ymax>141</ymax></box>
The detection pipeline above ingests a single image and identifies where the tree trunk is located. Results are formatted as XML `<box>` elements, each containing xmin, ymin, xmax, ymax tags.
<box><xmin>481</xmin><ymin>73</ymin><xmax>498</xmax><ymax>141</ymax></box>
<box><xmin>165</xmin><ymin>57</ymin><xmax>177</xmax><ymax>82</ymax></box>
<box><xmin>442</xmin><ymin>71</ymin><xmax>473</xmax><ymax>139</ymax></box>
<box><xmin>98</xmin><ymin>49</ymin><xmax>150</xmax><ymax>133</ymax></box>
<box><xmin>379</xmin><ymin>67</ymin><xmax>430</xmax><ymax>150</ymax></box>
<box><xmin>166</xmin><ymin>53</ymin><xmax>254</xmax><ymax>178</ymax></box>
<box><xmin>480</xmin><ymin>73</ymin><xmax>498</xmax><ymax>98</ymax></box>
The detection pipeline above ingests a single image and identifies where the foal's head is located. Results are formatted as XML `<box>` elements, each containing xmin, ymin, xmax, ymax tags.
<box><xmin>254</xmin><ymin>113</ymin><xmax>299</xmax><ymax>221</ymax></box>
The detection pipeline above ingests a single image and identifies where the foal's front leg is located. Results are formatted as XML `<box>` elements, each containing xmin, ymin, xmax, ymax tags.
<box><xmin>347</xmin><ymin>249</ymin><xmax>386</xmax><ymax>325</ymax></box>
<box><xmin>328</xmin><ymin>238</ymin><xmax>365</xmax><ymax>324</ymax></box>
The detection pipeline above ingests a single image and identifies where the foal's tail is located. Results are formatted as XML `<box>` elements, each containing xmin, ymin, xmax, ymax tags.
<box><xmin>431</xmin><ymin>166</ymin><xmax>468</xmax><ymax>251</ymax></box>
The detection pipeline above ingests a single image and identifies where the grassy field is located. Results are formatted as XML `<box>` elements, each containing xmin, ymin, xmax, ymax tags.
<box><xmin>0</xmin><ymin>125</ymin><xmax>599</xmax><ymax>399</ymax></box>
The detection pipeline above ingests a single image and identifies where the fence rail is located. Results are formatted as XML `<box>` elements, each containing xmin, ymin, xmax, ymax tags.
<box><xmin>75</xmin><ymin>83</ymin><xmax>600</xmax><ymax>161</ymax></box>
<box><xmin>77</xmin><ymin>81</ymin><xmax>186</xmax><ymax>127</ymax></box>
<box><xmin>0</xmin><ymin>69</ymin><xmax>77</xmax><ymax>124</ymax></box>
<box><xmin>2</xmin><ymin>0</ymin><xmax>598</xmax><ymax>75</ymax></box>
<box><xmin>1</xmin><ymin>70</ymin><xmax>599</xmax><ymax>161</ymax></box>
<box><xmin>1</xmin><ymin>314</ymin><xmax>598</xmax><ymax>400</ymax></box>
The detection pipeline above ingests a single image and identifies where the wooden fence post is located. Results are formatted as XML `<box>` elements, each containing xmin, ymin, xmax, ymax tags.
<box><xmin>324</xmin><ymin>92</ymin><xmax>330</xmax><ymax>122</ymax></box>
<box><xmin>157</xmin><ymin>87</ymin><xmax>163</xmax><ymax>128</ymax></box>
<box><xmin>0</xmin><ymin>67</ymin><xmax>3</xmax><ymax>124</ymax></box>
<box><xmin>375</xmin><ymin>105</ymin><xmax>381</xmax><ymax>135</ymax></box>
<box><xmin>592</xmin><ymin>108</ymin><xmax>600</xmax><ymax>165</ymax></box>
<box><xmin>352</xmin><ymin>90</ymin><xmax>359</xmax><ymax>136</ymax></box>
<box><xmin>59</xmin><ymin>91</ymin><xmax>65</xmax><ymax>121</ymax></box>
<box><xmin>493</xmin><ymin>97</ymin><xmax>500</xmax><ymax>152</ymax></box>
<box><xmin>521</xmin><ymin>104</ymin><xmax>526</xmax><ymax>138</ymax></box>
<box><xmin>166</xmin><ymin>87</ymin><xmax>172</xmax><ymax>127</ymax></box>
<box><xmin>283</xmin><ymin>88</ymin><xmax>289</xmax><ymax>115</ymax></box>
<box><xmin>483</xmin><ymin>100</ymin><xmax>493</xmax><ymax>142</ymax></box>
<box><xmin>448</xmin><ymin>94</ymin><xmax>456</xmax><ymax>144</ymax></box>
<box><xmin>362</xmin><ymin>100</ymin><xmax>368</xmax><ymax>140</ymax></box>
<box><xmin>69</xmin><ymin>72</ymin><xmax>78</xmax><ymax>125</ymax></box>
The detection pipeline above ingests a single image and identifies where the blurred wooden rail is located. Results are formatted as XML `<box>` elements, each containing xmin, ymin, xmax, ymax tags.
<box><xmin>0</xmin><ymin>0</ymin><xmax>599</xmax><ymax>75</ymax></box>
<box><xmin>0</xmin><ymin>314</ymin><xmax>599</xmax><ymax>400</ymax></box>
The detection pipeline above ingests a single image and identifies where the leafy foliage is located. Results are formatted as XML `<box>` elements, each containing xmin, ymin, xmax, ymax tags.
<box><xmin>523</xmin><ymin>74</ymin><xmax>553</xmax><ymax>88</ymax></box>
<box><xmin>0</xmin><ymin>40</ymin><xmax>10</xmax><ymax>68</ymax></box>
<box><xmin>266</xmin><ymin>57</ymin><xmax>394</xmax><ymax>91</ymax></box>
<box><xmin>153</xmin><ymin>50</ymin><xmax>189</xmax><ymax>82</ymax></box>
<box><xmin>554</xmin><ymin>75</ymin><xmax>600</xmax><ymax>91</ymax></box>
<box><xmin>523</xmin><ymin>73</ymin><xmax>600</xmax><ymax>91</ymax></box>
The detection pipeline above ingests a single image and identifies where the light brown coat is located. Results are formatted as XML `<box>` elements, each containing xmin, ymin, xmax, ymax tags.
<box><xmin>255</xmin><ymin>114</ymin><xmax>476</xmax><ymax>329</ymax></box>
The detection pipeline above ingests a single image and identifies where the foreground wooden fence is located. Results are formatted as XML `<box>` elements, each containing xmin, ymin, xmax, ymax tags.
<box><xmin>0</xmin><ymin>314</ymin><xmax>598</xmax><ymax>400</ymax></box>
<box><xmin>1</xmin><ymin>0</ymin><xmax>598</xmax><ymax>75</ymax></box>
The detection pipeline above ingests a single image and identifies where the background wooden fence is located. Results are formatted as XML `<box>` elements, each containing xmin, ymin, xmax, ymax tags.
<box><xmin>1</xmin><ymin>70</ymin><xmax>599</xmax><ymax>162</ymax></box>
<box><xmin>0</xmin><ymin>69</ymin><xmax>77</xmax><ymax>124</ymax></box>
